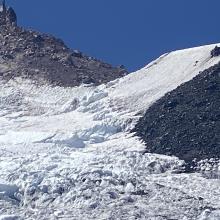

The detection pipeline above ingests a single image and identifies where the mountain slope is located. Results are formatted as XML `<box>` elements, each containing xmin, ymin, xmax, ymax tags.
<box><xmin>134</xmin><ymin>61</ymin><xmax>220</xmax><ymax>170</ymax></box>
<box><xmin>0</xmin><ymin>6</ymin><xmax>127</xmax><ymax>87</ymax></box>
<box><xmin>1</xmin><ymin>3</ymin><xmax>220</xmax><ymax>220</ymax></box>
<box><xmin>1</xmin><ymin>42</ymin><xmax>220</xmax><ymax>219</ymax></box>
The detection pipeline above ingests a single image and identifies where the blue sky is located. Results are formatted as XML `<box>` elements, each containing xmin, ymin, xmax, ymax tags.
<box><xmin>6</xmin><ymin>0</ymin><xmax>220</xmax><ymax>71</ymax></box>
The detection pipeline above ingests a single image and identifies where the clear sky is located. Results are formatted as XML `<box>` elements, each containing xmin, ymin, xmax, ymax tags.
<box><xmin>6</xmin><ymin>0</ymin><xmax>220</xmax><ymax>72</ymax></box>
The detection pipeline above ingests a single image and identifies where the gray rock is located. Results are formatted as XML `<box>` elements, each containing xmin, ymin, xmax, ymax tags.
<box><xmin>211</xmin><ymin>46</ymin><xmax>220</xmax><ymax>57</ymax></box>
<box><xmin>134</xmin><ymin>62</ymin><xmax>220</xmax><ymax>171</ymax></box>
<box><xmin>0</xmin><ymin>3</ymin><xmax>128</xmax><ymax>87</ymax></box>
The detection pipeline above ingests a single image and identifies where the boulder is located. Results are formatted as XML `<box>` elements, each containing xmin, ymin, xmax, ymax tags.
<box><xmin>211</xmin><ymin>46</ymin><xmax>220</xmax><ymax>57</ymax></box>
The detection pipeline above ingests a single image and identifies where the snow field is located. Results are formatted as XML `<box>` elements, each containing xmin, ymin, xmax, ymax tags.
<box><xmin>0</xmin><ymin>43</ymin><xmax>220</xmax><ymax>219</ymax></box>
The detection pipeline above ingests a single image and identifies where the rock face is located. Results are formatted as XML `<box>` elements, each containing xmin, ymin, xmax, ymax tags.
<box><xmin>134</xmin><ymin>62</ymin><xmax>220</xmax><ymax>169</ymax></box>
<box><xmin>0</xmin><ymin>3</ymin><xmax>127</xmax><ymax>86</ymax></box>
<box><xmin>6</xmin><ymin>7</ymin><xmax>17</xmax><ymax>25</ymax></box>
<box><xmin>211</xmin><ymin>46</ymin><xmax>220</xmax><ymax>57</ymax></box>
<box><xmin>0</xmin><ymin>1</ymin><xmax>17</xmax><ymax>26</ymax></box>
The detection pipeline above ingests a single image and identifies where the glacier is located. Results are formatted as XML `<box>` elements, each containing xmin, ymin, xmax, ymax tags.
<box><xmin>0</xmin><ymin>43</ymin><xmax>220</xmax><ymax>219</ymax></box>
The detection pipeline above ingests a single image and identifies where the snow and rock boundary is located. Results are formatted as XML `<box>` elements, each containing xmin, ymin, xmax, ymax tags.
<box><xmin>1</xmin><ymin>43</ymin><xmax>220</xmax><ymax>219</ymax></box>
<box><xmin>134</xmin><ymin>61</ymin><xmax>220</xmax><ymax>171</ymax></box>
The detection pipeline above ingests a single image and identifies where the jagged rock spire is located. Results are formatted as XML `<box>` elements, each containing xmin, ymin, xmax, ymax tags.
<box><xmin>0</xmin><ymin>0</ymin><xmax>6</xmax><ymax>13</ymax></box>
<box><xmin>0</xmin><ymin>0</ymin><xmax>6</xmax><ymax>11</ymax></box>
<box><xmin>0</xmin><ymin>0</ymin><xmax>17</xmax><ymax>26</ymax></box>
<box><xmin>7</xmin><ymin>6</ymin><xmax>17</xmax><ymax>25</ymax></box>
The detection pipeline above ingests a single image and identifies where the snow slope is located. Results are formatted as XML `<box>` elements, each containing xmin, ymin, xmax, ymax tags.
<box><xmin>0</xmin><ymin>43</ymin><xmax>220</xmax><ymax>219</ymax></box>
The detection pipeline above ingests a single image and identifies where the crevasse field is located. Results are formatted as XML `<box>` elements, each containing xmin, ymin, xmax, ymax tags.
<box><xmin>0</xmin><ymin>44</ymin><xmax>220</xmax><ymax>220</ymax></box>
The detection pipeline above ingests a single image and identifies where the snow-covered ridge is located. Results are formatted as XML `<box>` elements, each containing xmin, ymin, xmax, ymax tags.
<box><xmin>1</xmin><ymin>43</ymin><xmax>220</xmax><ymax>219</ymax></box>
<box><xmin>109</xmin><ymin>43</ymin><xmax>220</xmax><ymax>113</ymax></box>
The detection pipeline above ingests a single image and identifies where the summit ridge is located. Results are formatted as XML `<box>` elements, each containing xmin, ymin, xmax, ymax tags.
<box><xmin>0</xmin><ymin>2</ymin><xmax>127</xmax><ymax>86</ymax></box>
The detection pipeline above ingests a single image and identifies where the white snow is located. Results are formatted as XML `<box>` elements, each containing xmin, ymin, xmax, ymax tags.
<box><xmin>0</xmin><ymin>216</ymin><xmax>20</xmax><ymax>220</ymax></box>
<box><xmin>0</xmin><ymin>43</ymin><xmax>220</xmax><ymax>219</ymax></box>
<box><xmin>0</xmin><ymin>180</ymin><xmax>18</xmax><ymax>200</ymax></box>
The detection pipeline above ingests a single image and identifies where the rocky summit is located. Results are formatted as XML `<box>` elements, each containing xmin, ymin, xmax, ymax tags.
<box><xmin>0</xmin><ymin>2</ymin><xmax>127</xmax><ymax>87</ymax></box>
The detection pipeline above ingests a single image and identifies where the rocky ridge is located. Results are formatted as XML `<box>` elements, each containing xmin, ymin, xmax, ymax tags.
<box><xmin>0</xmin><ymin>2</ymin><xmax>127</xmax><ymax>87</ymax></box>
<box><xmin>134</xmin><ymin>59</ymin><xmax>220</xmax><ymax>171</ymax></box>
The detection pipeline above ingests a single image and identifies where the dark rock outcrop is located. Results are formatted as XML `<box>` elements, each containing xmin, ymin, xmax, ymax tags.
<box><xmin>6</xmin><ymin>6</ymin><xmax>17</xmax><ymax>25</ymax></box>
<box><xmin>134</xmin><ymin>62</ymin><xmax>220</xmax><ymax>169</ymax></box>
<box><xmin>0</xmin><ymin>2</ymin><xmax>127</xmax><ymax>86</ymax></box>
<box><xmin>0</xmin><ymin>1</ymin><xmax>17</xmax><ymax>26</ymax></box>
<box><xmin>211</xmin><ymin>46</ymin><xmax>220</xmax><ymax>57</ymax></box>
